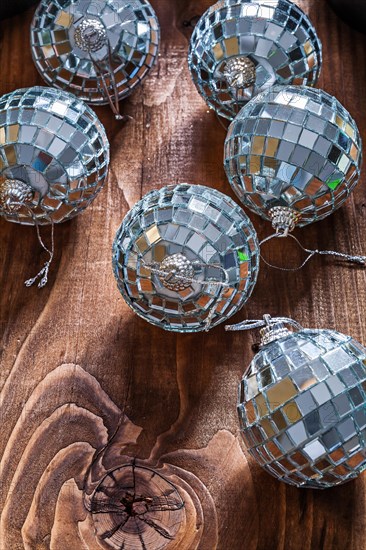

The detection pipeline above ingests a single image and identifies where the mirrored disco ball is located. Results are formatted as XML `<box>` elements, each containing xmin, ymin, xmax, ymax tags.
<box><xmin>238</xmin><ymin>322</ymin><xmax>366</xmax><ymax>488</ymax></box>
<box><xmin>224</xmin><ymin>85</ymin><xmax>362</xmax><ymax>227</ymax></box>
<box><xmin>0</xmin><ymin>86</ymin><xmax>109</xmax><ymax>225</ymax></box>
<box><xmin>188</xmin><ymin>0</ymin><xmax>322</xmax><ymax>120</ymax></box>
<box><xmin>31</xmin><ymin>0</ymin><xmax>160</xmax><ymax>106</ymax></box>
<box><xmin>112</xmin><ymin>184</ymin><xmax>259</xmax><ymax>332</ymax></box>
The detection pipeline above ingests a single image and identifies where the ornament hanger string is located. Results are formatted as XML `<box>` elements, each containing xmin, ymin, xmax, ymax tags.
<box><xmin>89</xmin><ymin>44</ymin><xmax>132</xmax><ymax>122</ymax></box>
<box><xmin>10</xmin><ymin>201</ymin><xmax>55</xmax><ymax>288</ymax></box>
<box><xmin>225</xmin><ymin>315</ymin><xmax>303</xmax><ymax>332</ymax></box>
<box><xmin>142</xmin><ymin>259</ymin><xmax>231</xmax><ymax>331</ymax></box>
<box><xmin>215</xmin><ymin>110</ymin><xmax>231</xmax><ymax>132</ymax></box>
<box><xmin>215</xmin><ymin>77</ymin><xmax>255</xmax><ymax>130</ymax></box>
<box><xmin>214</xmin><ymin>88</ymin><xmax>242</xmax><ymax>132</ymax></box>
<box><xmin>259</xmin><ymin>232</ymin><xmax>366</xmax><ymax>271</ymax></box>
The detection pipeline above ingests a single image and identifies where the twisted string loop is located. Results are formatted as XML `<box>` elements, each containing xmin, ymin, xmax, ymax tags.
<box><xmin>5</xmin><ymin>200</ymin><xmax>54</xmax><ymax>288</ymax></box>
<box><xmin>260</xmin><ymin>232</ymin><xmax>366</xmax><ymax>272</ymax></box>
<box><xmin>225</xmin><ymin>315</ymin><xmax>303</xmax><ymax>332</ymax></box>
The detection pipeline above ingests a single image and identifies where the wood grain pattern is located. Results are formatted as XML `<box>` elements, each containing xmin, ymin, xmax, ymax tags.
<box><xmin>1</xmin><ymin>1</ymin><xmax>366</xmax><ymax>548</ymax></box>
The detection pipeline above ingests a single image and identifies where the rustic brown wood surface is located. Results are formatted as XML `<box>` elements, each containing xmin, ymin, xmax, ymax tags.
<box><xmin>1</xmin><ymin>1</ymin><xmax>366</xmax><ymax>549</ymax></box>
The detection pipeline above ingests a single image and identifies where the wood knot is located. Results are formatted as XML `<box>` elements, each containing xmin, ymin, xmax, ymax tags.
<box><xmin>86</xmin><ymin>462</ymin><xmax>185</xmax><ymax>549</ymax></box>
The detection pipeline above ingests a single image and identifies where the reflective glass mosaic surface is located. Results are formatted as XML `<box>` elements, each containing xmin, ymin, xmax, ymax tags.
<box><xmin>112</xmin><ymin>184</ymin><xmax>259</xmax><ymax>332</ymax></box>
<box><xmin>224</xmin><ymin>85</ymin><xmax>362</xmax><ymax>226</ymax></box>
<box><xmin>238</xmin><ymin>329</ymin><xmax>366</xmax><ymax>488</ymax></box>
<box><xmin>189</xmin><ymin>0</ymin><xmax>322</xmax><ymax>119</ymax></box>
<box><xmin>31</xmin><ymin>0</ymin><xmax>160</xmax><ymax>104</ymax></box>
<box><xmin>0</xmin><ymin>87</ymin><xmax>109</xmax><ymax>225</ymax></box>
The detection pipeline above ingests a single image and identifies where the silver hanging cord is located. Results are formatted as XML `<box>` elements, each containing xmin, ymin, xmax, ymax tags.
<box><xmin>215</xmin><ymin>66</ymin><xmax>256</xmax><ymax>130</ymax></box>
<box><xmin>25</xmin><ymin>216</ymin><xmax>55</xmax><ymax>288</ymax></box>
<box><xmin>9</xmin><ymin>201</ymin><xmax>55</xmax><ymax>288</ymax></box>
<box><xmin>225</xmin><ymin>314</ymin><xmax>303</xmax><ymax>333</ymax></box>
<box><xmin>89</xmin><ymin>43</ymin><xmax>131</xmax><ymax>122</ymax></box>
<box><xmin>215</xmin><ymin>110</ymin><xmax>231</xmax><ymax>132</ymax></box>
<box><xmin>259</xmin><ymin>232</ymin><xmax>366</xmax><ymax>272</ymax></box>
<box><xmin>141</xmin><ymin>258</ymin><xmax>231</xmax><ymax>331</ymax></box>
<box><xmin>214</xmin><ymin>87</ymin><xmax>242</xmax><ymax>131</ymax></box>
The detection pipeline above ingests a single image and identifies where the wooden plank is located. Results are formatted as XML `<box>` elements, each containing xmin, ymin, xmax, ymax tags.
<box><xmin>0</xmin><ymin>1</ymin><xmax>365</xmax><ymax>548</ymax></box>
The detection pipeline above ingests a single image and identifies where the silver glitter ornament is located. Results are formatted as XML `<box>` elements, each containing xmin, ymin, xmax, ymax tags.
<box><xmin>112</xmin><ymin>184</ymin><xmax>259</xmax><ymax>333</ymax></box>
<box><xmin>0</xmin><ymin>86</ymin><xmax>109</xmax><ymax>287</ymax></box>
<box><xmin>31</xmin><ymin>0</ymin><xmax>160</xmax><ymax>119</ymax></box>
<box><xmin>0</xmin><ymin>86</ymin><xmax>109</xmax><ymax>226</ymax></box>
<box><xmin>228</xmin><ymin>316</ymin><xmax>366</xmax><ymax>488</ymax></box>
<box><xmin>188</xmin><ymin>0</ymin><xmax>322</xmax><ymax>120</ymax></box>
<box><xmin>224</xmin><ymin>85</ymin><xmax>362</xmax><ymax>231</ymax></box>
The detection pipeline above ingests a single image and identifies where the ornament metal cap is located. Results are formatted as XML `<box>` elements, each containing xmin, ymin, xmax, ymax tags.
<box><xmin>73</xmin><ymin>18</ymin><xmax>107</xmax><ymax>53</ymax></box>
<box><xmin>259</xmin><ymin>314</ymin><xmax>294</xmax><ymax>346</ymax></box>
<box><xmin>159</xmin><ymin>253</ymin><xmax>195</xmax><ymax>292</ymax></box>
<box><xmin>224</xmin><ymin>57</ymin><xmax>256</xmax><ymax>90</ymax></box>
<box><xmin>0</xmin><ymin>179</ymin><xmax>34</xmax><ymax>212</ymax></box>
<box><xmin>268</xmin><ymin>206</ymin><xmax>302</xmax><ymax>236</ymax></box>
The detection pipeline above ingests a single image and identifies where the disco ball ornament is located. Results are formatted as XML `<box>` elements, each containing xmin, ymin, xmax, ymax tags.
<box><xmin>112</xmin><ymin>184</ymin><xmax>259</xmax><ymax>332</ymax></box>
<box><xmin>0</xmin><ymin>86</ymin><xmax>109</xmax><ymax>225</ymax></box>
<box><xmin>188</xmin><ymin>0</ymin><xmax>322</xmax><ymax>120</ymax></box>
<box><xmin>31</xmin><ymin>0</ymin><xmax>160</xmax><ymax>119</ymax></box>
<box><xmin>232</xmin><ymin>315</ymin><xmax>366</xmax><ymax>488</ymax></box>
<box><xmin>224</xmin><ymin>85</ymin><xmax>362</xmax><ymax>232</ymax></box>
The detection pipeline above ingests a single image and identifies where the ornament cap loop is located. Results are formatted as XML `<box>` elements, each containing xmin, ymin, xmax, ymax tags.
<box><xmin>0</xmin><ymin>179</ymin><xmax>34</xmax><ymax>212</ymax></box>
<box><xmin>225</xmin><ymin>315</ymin><xmax>303</xmax><ymax>346</ymax></box>
<box><xmin>224</xmin><ymin>56</ymin><xmax>256</xmax><ymax>89</ymax></box>
<box><xmin>260</xmin><ymin>316</ymin><xmax>292</xmax><ymax>346</ymax></box>
<box><xmin>268</xmin><ymin>206</ymin><xmax>301</xmax><ymax>236</ymax></box>
<box><xmin>74</xmin><ymin>18</ymin><xmax>107</xmax><ymax>53</ymax></box>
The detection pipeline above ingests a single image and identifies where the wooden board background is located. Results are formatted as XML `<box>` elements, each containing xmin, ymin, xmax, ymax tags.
<box><xmin>1</xmin><ymin>1</ymin><xmax>366</xmax><ymax>548</ymax></box>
